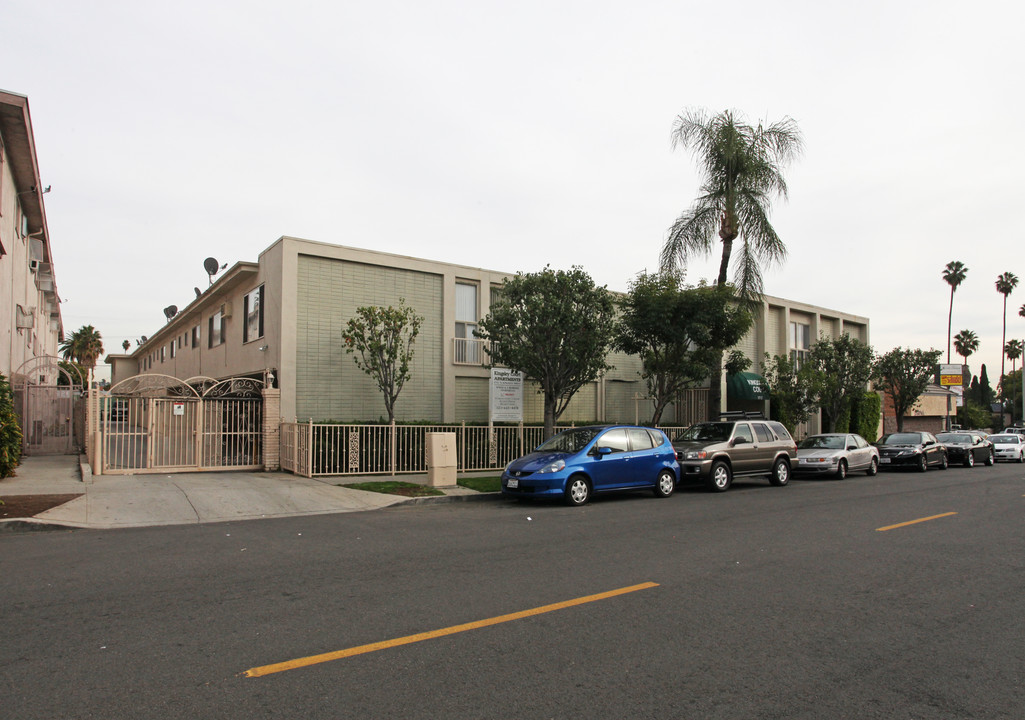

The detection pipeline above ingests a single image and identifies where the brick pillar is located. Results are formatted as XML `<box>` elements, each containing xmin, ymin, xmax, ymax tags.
<box><xmin>262</xmin><ymin>387</ymin><xmax>281</xmax><ymax>471</ymax></box>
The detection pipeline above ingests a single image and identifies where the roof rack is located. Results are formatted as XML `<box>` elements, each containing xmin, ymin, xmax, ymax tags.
<box><xmin>719</xmin><ymin>410</ymin><xmax>766</xmax><ymax>420</ymax></box>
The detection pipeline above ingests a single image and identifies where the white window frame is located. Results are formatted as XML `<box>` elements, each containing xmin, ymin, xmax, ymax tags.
<box><xmin>244</xmin><ymin>284</ymin><xmax>264</xmax><ymax>343</ymax></box>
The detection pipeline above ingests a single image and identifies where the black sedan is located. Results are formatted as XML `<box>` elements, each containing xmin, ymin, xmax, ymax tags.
<box><xmin>935</xmin><ymin>432</ymin><xmax>995</xmax><ymax>468</ymax></box>
<box><xmin>875</xmin><ymin>432</ymin><xmax>948</xmax><ymax>471</ymax></box>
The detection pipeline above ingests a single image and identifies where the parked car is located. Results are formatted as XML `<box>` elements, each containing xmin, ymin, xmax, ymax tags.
<box><xmin>795</xmin><ymin>433</ymin><xmax>879</xmax><ymax>479</ymax></box>
<box><xmin>1001</xmin><ymin>426</ymin><xmax>1025</xmax><ymax>436</ymax></box>
<box><xmin>987</xmin><ymin>433</ymin><xmax>1025</xmax><ymax>463</ymax></box>
<box><xmin>935</xmin><ymin>431</ymin><xmax>995</xmax><ymax>467</ymax></box>
<box><xmin>671</xmin><ymin>418</ymin><xmax>797</xmax><ymax>492</ymax></box>
<box><xmin>874</xmin><ymin>432</ymin><xmax>948</xmax><ymax>471</ymax></box>
<box><xmin>501</xmin><ymin>425</ymin><xmax>679</xmax><ymax>506</ymax></box>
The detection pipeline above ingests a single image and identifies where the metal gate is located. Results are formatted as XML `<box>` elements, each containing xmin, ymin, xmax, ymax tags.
<box><xmin>12</xmin><ymin>355</ymin><xmax>83</xmax><ymax>456</ymax></box>
<box><xmin>97</xmin><ymin>374</ymin><xmax>264</xmax><ymax>475</ymax></box>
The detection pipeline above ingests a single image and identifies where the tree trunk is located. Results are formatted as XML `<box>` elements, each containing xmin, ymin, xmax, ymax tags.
<box><xmin>543</xmin><ymin>393</ymin><xmax>557</xmax><ymax>440</ymax></box>
<box><xmin>947</xmin><ymin>289</ymin><xmax>954</xmax><ymax>364</ymax></box>
<box><xmin>709</xmin><ymin>213</ymin><xmax>736</xmax><ymax>420</ymax></box>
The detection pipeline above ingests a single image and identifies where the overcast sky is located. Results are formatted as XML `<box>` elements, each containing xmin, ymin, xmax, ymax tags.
<box><xmin>5</xmin><ymin>0</ymin><xmax>1024</xmax><ymax>385</ymax></box>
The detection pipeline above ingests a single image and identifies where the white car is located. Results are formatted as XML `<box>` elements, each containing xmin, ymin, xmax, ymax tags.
<box><xmin>795</xmin><ymin>433</ymin><xmax>880</xmax><ymax>479</ymax></box>
<box><xmin>988</xmin><ymin>434</ymin><xmax>1025</xmax><ymax>463</ymax></box>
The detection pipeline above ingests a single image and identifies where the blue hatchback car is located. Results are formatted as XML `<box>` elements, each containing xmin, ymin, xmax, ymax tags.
<box><xmin>501</xmin><ymin>425</ymin><xmax>680</xmax><ymax>506</ymax></box>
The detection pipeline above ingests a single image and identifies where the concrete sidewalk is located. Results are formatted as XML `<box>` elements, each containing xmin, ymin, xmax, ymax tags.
<box><xmin>0</xmin><ymin>455</ymin><xmax>497</xmax><ymax>531</ymax></box>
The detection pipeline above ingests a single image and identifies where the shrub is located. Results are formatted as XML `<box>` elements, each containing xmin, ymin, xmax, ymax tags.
<box><xmin>0</xmin><ymin>372</ymin><xmax>23</xmax><ymax>478</ymax></box>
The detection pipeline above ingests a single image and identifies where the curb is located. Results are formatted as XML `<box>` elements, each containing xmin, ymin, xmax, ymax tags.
<box><xmin>404</xmin><ymin>491</ymin><xmax>505</xmax><ymax>505</ymax></box>
<box><xmin>0</xmin><ymin>518</ymin><xmax>78</xmax><ymax>533</ymax></box>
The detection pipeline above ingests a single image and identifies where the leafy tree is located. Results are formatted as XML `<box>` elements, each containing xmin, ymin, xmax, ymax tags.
<box><xmin>1000</xmin><ymin>368</ymin><xmax>1023</xmax><ymax>424</ymax></box>
<box><xmin>478</xmin><ymin>266</ymin><xmax>616</xmax><ymax>438</ymax></box>
<box><xmin>59</xmin><ymin>325</ymin><xmax>104</xmax><ymax>381</ymax></box>
<box><xmin>762</xmin><ymin>352</ymin><xmax>817</xmax><ymax>435</ymax></box>
<box><xmin>996</xmin><ymin>272</ymin><xmax>1019</xmax><ymax>380</ymax></box>
<box><xmin>978</xmin><ymin>364</ymin><xmax>995</xmax><ymax>406</ymax></box>
<box><xmin>953</xmin><ymin>329</ymin><xmax>979</xmax><ymax>365</ymax></box>
<box><xmin>808</xmin><ymin>334</ymin><xmax>874</xmax><ymax>433</ymax></box>
<box><xmin>873</xmin><ymin>347</ymin><xmax>943</xmax><ymax>432</ymax></box>
<box><xmin>57</xmin><ymin>360</ymin><xmax>86</xmax><ymax>387</ymax></box>
<box><xmin>942</xmin><ymin>261</ymin><xmax>967</xmax><ymax>365</ymax></box>
<box><xmin>957</xmin><ymin>399</ymin><xmax>993</xmax><ymax>430</ymax></box>
<box><xmin>660</xmin><ymin>108</ymin><xmax>803</xmax><ymax>419</ymax></box>
<box><xmin>849</xmin><ymin>391</ymin><xmax>882</xmax><ymax>443</ymax></box>
<box><xmin>342</xmin><ymin>301</ymin><xmax>424</xmax><ymax>424</ymax></box>
<box><xmin>0</xmin><ymin>372</ymin><xmax>22</xmax><ymax>478</ymax></box>
<box><xmin>617</xmin><ymin>274</ymin><xmax>751</xmax><ymax>425</ymax></box>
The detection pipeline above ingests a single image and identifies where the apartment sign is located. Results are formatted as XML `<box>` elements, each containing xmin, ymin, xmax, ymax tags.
<box><xmin>939</xmin><ymin>364</ymin><xmax>963</xmax><ymax>387</ymax></box>
<box><xmin>490</xmin><ymin>368</ymin><xmax>524</xmax><ymax>422</ymax></box>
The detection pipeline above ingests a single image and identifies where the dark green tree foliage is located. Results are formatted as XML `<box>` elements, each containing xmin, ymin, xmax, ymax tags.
<box><xmin>873</xmin><ymin>347</ymin><xmax>943</xmax><ymax>432</ymax></box>
<box><xmin>1000</xmin><ymin>368</ymin><xmax>1023</xmax><ymax>423</ymax></box>
<box><xmin>957</xmin><ymin>400</ymin><xmax>993</xmax><ymax>430</ymax></box>
<box><xmin>478</xmin><ymin>266</ymin><xmax>616</xmax><ymax>438</ymax></box>
<box><xmin>849</xmin><ymin>391</ymin><xmax>882</xmax><ymax>443</ymax></box>
<box><xmin>342</xmin><ymin>301</ymin><xmax>424</xmax><ymax>423</ymax></box>
<box><xmin>808</xmin><ymin>334</ymin><xmax>874</xmax><ymax>433</ymax></box>
<box><xmin>59</xmin><ymin>324</ymin><xmax>104</xmax><ymax>380</ymax></box>
<box><xmin>979</xmin><ymin>364</ymin><xmax>995</xmax><ymax>406</ymax></box>
<box><xmin>762</xmin><ymin>352</ymin><xmax>817</xmax><ymax>435</ymax></box>
<box><xmin>616</xmin><ymin>274</ymin><xmax>751</xmax><ymax>425</ymax></box>
<box><xmin>0</xmin><ymin>372</ymin><xmax>22</xmax><ymax>478</ymax></box>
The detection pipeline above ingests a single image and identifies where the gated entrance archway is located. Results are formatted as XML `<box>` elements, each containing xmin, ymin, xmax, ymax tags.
<box><xmin>96</xmin><ymin>373</ymin><xmax>265</xmax><ymax>474</ymax></box>
<box><xmin>12</xmin><ymin>355</ymin><xmax>83</xmax><ymax>456</ymax></box>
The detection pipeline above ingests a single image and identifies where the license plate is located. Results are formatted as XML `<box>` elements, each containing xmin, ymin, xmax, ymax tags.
<box><xmin>507</xmin><ymin>478</ymin><xmax>519</xmax><ymax>489</ymax></box>
<box><xmin>880</xmin><ymin>458</ymin><xmax>891</xmax><ymax>464</ymax></box>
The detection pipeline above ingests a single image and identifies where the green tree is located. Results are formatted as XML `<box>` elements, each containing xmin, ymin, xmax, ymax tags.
<box><xmin>942</xmin><ymin>261</ymin><xmax>968</xmax><ymax>364</ymax></box>
<box><xmin>957</xmin><ymin>400</ymin><xmax>993</xmax><ymax>430</ymax></box>
<box><xmin>1000</xmin><ymin>368</ymin><xmax>1023</xmax><ymax>424</ymax></box>
<box><xmin>1005</xmin><ymin>339</ymin><xmax>1023</xmax><ymax>378</ymax></box>
<box><xmin>762</xmin><ymin>352</ymin><xmax>817</xmax><ymax>435</ymax></box>
<box><xmin>617</xmin><ymin>275</ymin><xmax>752</xmax><ymax>425</ymax></box>
<box><xmin>342</xmin><ymin>301</ymin><xmax>424</xmax><ymax>423</ymax></box>
<box><xmin>953</xmin><ymin>329</ymin><xmax>979</xmax><ymax>365</ymax></box>
<box><xmin>873</xmin><ymin>347</ymin><xmax>943</xmax><ymax>432</ymax></box>
<box><xmin>660</xmin><ymin>108</ymin><xmax>803</xmax><ymax>419</ymax></box>
<box><xmin>478</xmin><ymin>267</ymin><xmax>616</xmax><ymax>438</ymax></box>
<box><xmin>808</xmin><ymin>334</ymin><xmax>875</xmax><ymax>433</ymax></box>
<box><xmin>0</xmin><ymin>372</ymin><xmax>22</xmax><ymax>478</ymax></box>
<box><xmin>979</xmin><ymin>364</ymin><xmax>995</xmax><ymax>406</ymax></box>
<box><xmin>849</xmin><ymin>391</ymin><xmax>882</xmax><ymax>443</ymax></box>
<box><xmin>59</xmin><ymin>325</ymin><xmax>104</xmax><ymax>381</ymax></box>
<box><xmin>996</xmin><ymin>272</ymin><xmax>1019</xmax><ymax>380</ymax></box>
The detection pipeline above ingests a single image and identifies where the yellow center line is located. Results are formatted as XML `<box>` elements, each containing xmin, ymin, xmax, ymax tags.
<box><xmin>876</xmin><ymin>512</ymin><xmax>957</xmax><ymax>532</ymax></box>
<box><xmin>243</xmin><ymin>581</ymin><xmax>659</xmax><ymax>678</ymax></box>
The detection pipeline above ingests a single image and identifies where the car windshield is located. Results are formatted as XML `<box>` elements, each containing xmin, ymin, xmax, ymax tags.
<box><xmin>536</xmin><ymin>427</ymin><xmax>603</xmax><ymax>454</ymax></box>
<box><xmin>798</xmin><ymin>436</ymin><xmax>844</xmax><ymax>450</ymax></box>
<box><xmin>989</xmin><ymin>435</ymin><xmax>1019</xmax><ymax>444</ymax></box>
<box><xmin>936</xmin><ymin>433</ymin><xmax>971</xmax><ymax>444</ymax></box>
<box><xmin>880</xmin><ymin>433</ymin><xmax>922</xmax><ymax>445</ymax></box>
<box><xmin>678</xmin><ymin>423</ymin><xmax>733</xmax><ymax>442</ymax></box>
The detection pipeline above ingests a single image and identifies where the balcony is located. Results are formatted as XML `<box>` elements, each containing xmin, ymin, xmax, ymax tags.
<box><xmin>452</xmin><ymin>338</ymin><xmax>490</xmax><ymax>366</ymax></box>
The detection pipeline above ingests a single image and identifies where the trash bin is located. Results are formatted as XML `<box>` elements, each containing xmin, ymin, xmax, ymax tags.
<box><xmin>426</xmin><ymin>432</ymin><xmax>457</xmax><ymax>487</ymax></box>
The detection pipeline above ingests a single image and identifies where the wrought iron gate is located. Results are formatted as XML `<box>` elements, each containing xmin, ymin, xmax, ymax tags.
<box><xmin>12</xmin><ymin>355</ymin><xmax>83</xmax><ymax>456</ymax></box>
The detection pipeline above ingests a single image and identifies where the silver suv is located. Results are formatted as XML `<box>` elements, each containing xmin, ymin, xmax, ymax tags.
<box><xmin>671</xmin><ymin>417</ymin><xmax>797</xmax><ymax>492</ymax></box>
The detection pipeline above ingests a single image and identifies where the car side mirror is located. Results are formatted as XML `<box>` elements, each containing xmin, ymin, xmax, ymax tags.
<box><xmin>732</xmin><ymin>437</ymin><xmax>747</xmax><ymax>446</ymax></box>
<box><xmin>596</xmin><ymin>446</ymin><xmax>613</xmax><ymax>456</ymax></box>
<box><xmin>847</xmin><ymin>445</ymin><xmax>856</xmax><ymax>451</ymax></box>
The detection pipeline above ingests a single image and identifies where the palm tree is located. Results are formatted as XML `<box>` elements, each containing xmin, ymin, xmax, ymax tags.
<box><xmin>996</xmin><ymin>272</ymin><xmax>1019</xmax><ymax>380</ymax></box>
<box><xmin>660</xmin><ymin>108</ymin><xmax>803</xmax><ymax>418</ymax></box>
<box><xmin>942</xmin><ymin>261</ymin><xmax>967</xmax><ymax>364</ymax></box>
<box><xmin>59</xmin><ymin>325</ymin><xmax>104</xmax><ymax>381</ymax></box>
<box><xmin>1005</xmin><ymin>339</ymin><xmax>1023</xmax><ymax>376</ymax></box>
<box><xmin>953</xmin><ymin>329</ymin><xmax>979</xmax><ymax>366</ymax></box>
<box><xmin>121</xmin><ymin>339</ymin><xmax>130</xmax><ymax>352</ymax></box>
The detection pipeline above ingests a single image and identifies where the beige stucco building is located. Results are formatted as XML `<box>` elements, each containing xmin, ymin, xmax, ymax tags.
<box><xmin>0</xmin><ymin>90</ymin><xmax>63</xmax><ymax>380</ymax></box>
<box><xmin>109</xmin><ymin>236</ymin><xmax>870</xmax><ymax>430</ymax></box>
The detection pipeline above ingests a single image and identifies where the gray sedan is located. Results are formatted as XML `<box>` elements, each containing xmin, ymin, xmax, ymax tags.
<box><xmin>795</xmin><ymin>433</ymin><xmax>879</xmax><ymax>479</ymax></box>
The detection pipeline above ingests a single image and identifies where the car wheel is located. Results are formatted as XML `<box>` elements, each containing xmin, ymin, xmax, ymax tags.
<box><xmin>986</xmin><ymin>450</ymin><xmax>995</xmax><ymax>466</ymax></box>
<box><xmin>939</xmin><ymin>453</ymin><xmax>949</xmax><ymax>470</ymax></box>
<box><xmin>917</xmin><ymin>455</ymin><xmax>928</xmax><ymax>472</ymax></box>
<box><xmin>867</xmin><ymin>457</ymin><xmax>878</xmax><ymax>476</ymax></box>
<box><xmin>769</xmin><ymin>457</ymin><xmax>791</xmax><ymax>486</ymax></box>
<box><xmin>564</xmin><ymin>476</ymin><xmax>591</xmax><ymax>506</ymax></box>
<box><xmin>653</xmin><ymin>469</ymin><xmax>675</xmax><ymax>498</ymax></box>
<box><xmin>1018</xmin><ymin>451</ymin><xmax>1024</xmax><ymax>464</ymax></box>
<box><xmin>708</xmin><ymin>461</ymin><xmax>732</xmax><ymax>492</ymax></box>
<box><xmin>836</xmin><ymin>459</ymin><xmax>848</xmax><ymax>480</ymax></box>
<box><xmin>964</xmin><ymin>452</ymin><xmax>974</xmax><ymax>468</ymax></box>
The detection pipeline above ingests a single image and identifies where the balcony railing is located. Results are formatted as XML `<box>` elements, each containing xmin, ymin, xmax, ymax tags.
<box><xmin>452</xmin><ymin>338</ymin><xmax>491</xmax><ymax>366</ymax></box>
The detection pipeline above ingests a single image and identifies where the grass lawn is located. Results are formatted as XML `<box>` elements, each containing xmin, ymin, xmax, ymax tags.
<box><xmin>340</xmin><ymin>481</ymin><xmax>445</xmax><ymax>497</ymax></box>
<box><xmin>457</xmin><ymin>476</ymin><xmax>502</xmax><ymax>493</ymax></box>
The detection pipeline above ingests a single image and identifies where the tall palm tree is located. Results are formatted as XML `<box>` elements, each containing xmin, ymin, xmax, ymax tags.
<box><xmin>1005</xmin><ymin>339</ymin><xmax>1023</xmax><ymax>376</ymax></box>
<box><xmin>59</xmin><ymin>325</ymin><xmax>104</xmax><ymax>381</ymax></box>
<box><xmin>942</xmin><ymin>261</ymin><xmax>967</xmax><ymax>364</ymax></box>
<box><xmin>953</xmin><ymin>329</ymin><xmax>979</xmax><ymax>366</ymax></box>
<box><xmin>996</xmin><ymin>272</ymin><xmax>1019</xmax><ymax>380</ymax></box>
<box><xmin>660</xmin><ymin>108</ymin><xmax>803</xmax><ymax>418</ymax></box>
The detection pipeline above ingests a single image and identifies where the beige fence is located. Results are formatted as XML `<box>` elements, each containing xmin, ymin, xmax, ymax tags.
<box><xmin>279</xmin><ymin>422</ymin><xmax>691</xmax><ymax>478</ymax></box>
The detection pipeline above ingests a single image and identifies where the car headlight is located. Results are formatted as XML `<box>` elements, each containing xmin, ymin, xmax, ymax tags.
<box><xmin>537</xmin><ymin>459</ymin><xmax>566</xmax><ymax>474</ymax></box>
<box><xmin>504</xmin><ymin>461</ymin><xmax>514</xmax><ymax>473</ymax></box>
<box><xmin>682</xmin><ymin>451</ymin><xmax>707</xmax><ymax>461</ymax></box>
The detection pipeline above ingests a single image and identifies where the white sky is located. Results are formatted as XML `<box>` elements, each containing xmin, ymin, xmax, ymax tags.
<box><xmin>5</xmin><ymin>0</ymin><xmax>1024</xmax><ymax>385</ymax></box>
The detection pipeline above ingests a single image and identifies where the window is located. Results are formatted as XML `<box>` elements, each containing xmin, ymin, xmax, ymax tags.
<box><xmin>244</xmin><ymin>285</ymin><xmax>264</xmax><ymax>343</ymax></box>
<box><xmin>627</xmin><ymin>428</ymin><xmax>654</xmax><ymax>450</ymax></box>
<box><xmin>192</xmin><ymin>324</ymin><xmax>201</xmax><ymax>347</ymax></box>
<box><xmin>455</xmin><ymin>282</ymin><xmax>479</xmax><ymax>363</ymax></box>
<box><xmin>789</xmin><ymin>321</ymin><xmax>811</xmax><ymax>368</ymax></box>
<box><xmin>209</xmin><ymin>311</ymin><xmax>224</xmax><ymax>348</ymax></box>
<box><xmin>753</xmin><ymin>423</ymin><xmax>773</xmax><ymax>442</ymax></box>
<box><xmin>170</xmin><ymin>341</ymin><xmax>175</xmax><ymax>359</ymax></box>
<box><xmin>160</xmin><ymin>346</ymin><xmax>166</xmax><ymax>362</ymax></box>
<box><xmin>733</xmin><ymin>424</ymin><xmax>754</xmax><ymax>443</ymax></box>
<box><xmin>597</xmin><ymin>428</ymin><xmax>630</xmax><ymax>453</ymax></box>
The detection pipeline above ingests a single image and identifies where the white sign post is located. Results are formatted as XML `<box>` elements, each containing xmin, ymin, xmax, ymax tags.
<box><xmin>490</xmin><ymin>369</ymin><xmax>524</xmax><ymax>423</ymax></box>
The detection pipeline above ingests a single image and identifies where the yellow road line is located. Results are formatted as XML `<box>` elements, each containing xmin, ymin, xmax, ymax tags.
<box><xmin>876</xmin><ymin>512</ymin><xmax>957</xmax><ymax>532</ymax></box>
<box><xmin>244</xmin><ymin>581</ymin><xmax>660</xmax><ymax>678</ymax></box>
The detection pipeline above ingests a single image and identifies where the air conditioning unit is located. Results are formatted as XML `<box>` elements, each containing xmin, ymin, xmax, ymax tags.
<box><xmin>221</xmin><ymin>301</ymin><xmax>233</xmax><ymax>318</ymax></box>
<box><xmin>16</xmin><ymin>305</ymin><xmax>35</xmax><ymax>329</ymax></box>
<box><xmin>29</xmin><ymin>259</ymin><xmax>39</xmax><ymax>273</ymax></box>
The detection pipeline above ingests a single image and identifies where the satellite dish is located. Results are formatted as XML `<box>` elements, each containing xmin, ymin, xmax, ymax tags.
<box><xmin>204</xmin><ymin>257</ymin><xmax>220</xmax><ymax>276</ymax></box>
<box><xmin>140</xmin><ymin>335</ymin><xmax>148</xmax><ymax>344</ymax></box>
<box><xmin>163</xmin><ymin>305</ymin><xmax>178</xmax><ymax>320</ymax></box>
<box><xmin>194</xmin><ymin>287</ymin><xmax>202</xmax><ymax>298</ymax></box>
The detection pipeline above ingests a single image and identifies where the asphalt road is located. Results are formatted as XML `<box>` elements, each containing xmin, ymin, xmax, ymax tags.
<box><xmin>3</xmin><ymin>462</ymin><xmax>1024</xmax><ymax>719</ymax></box>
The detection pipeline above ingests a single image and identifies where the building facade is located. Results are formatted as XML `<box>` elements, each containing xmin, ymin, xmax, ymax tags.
<box><xmin>109</xmin><ymin>237</ymin><xmax>870</xmax><ymax>431</ymax></box>
<box><xmin>0</xmin><ymin>90</ymin><xmax>63</xmax><ymax>381</ymax></box>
